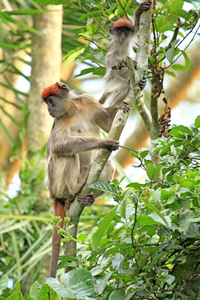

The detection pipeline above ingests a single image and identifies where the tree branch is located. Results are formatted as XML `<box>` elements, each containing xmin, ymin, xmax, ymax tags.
<box><xmin>64</xmin><ymin>2</ymin><xmax>153</xmax><ymax>263</ymax></box>
<box><xmin>135</xmin><ymin>1</ymin><xmax>154</xmax><ymax>138</ymax></box>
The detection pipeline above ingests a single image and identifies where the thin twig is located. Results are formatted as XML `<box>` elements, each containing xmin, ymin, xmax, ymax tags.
<box><xmin>65</xmin><ymin>1</ymin><xmax>109</xmax><ymax>40</ymax></box>
<box><xmin>131</xmin><ymin>195</ymin><xmax>138</xmax><ymax>249</ymax></box>
<box><xmin>164</xmin><ymin>23</ymin><xmax>200</xmax><ymax>69</ymax></box>
<box><xmin>117</xmin><ymin>0</ymin><xmax>129</xmax><ymax>20</ymax></box>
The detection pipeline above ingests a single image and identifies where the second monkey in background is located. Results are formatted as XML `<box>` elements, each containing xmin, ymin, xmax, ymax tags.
<box><xmin>99</xmin><ymin>1</ymin><xmax>151</xmax><ymax>105</ymax></box>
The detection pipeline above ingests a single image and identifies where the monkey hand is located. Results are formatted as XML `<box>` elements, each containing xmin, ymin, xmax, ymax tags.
<box><xmin>135</xmin><ymin>1</ymin><xmax>151</xmax><ymax>15</ymax></box>
<box><xmin>138</xmin><ymin>76</ymin><xmax>147</xmax><ymax>90</ymax></box>
<box><xmin>112</xmin><ymin>61</ymin><xmax>124</xmax><ymax>70</ymax></box>
<box><xmin>77</xmin><ymin>193</ymin><xmax>95</xmax><ymax>206</ymax></box>
<box><xmin>117</xmin><ymin>102</ymin><xmax>130</xmax><ymax>113</ymax></box>
<box><xmin>103</xmin><ymin>140</ymin><xmax>119</xmax><ymax>151</ymax></box>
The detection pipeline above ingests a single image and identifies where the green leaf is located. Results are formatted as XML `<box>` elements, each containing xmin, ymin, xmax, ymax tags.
<box><xmin>74</xmin><ymin>67</ymin><xmax>105</xmax><ymax>78</ymax></box>
<box><xmin>92</xmin><ymin>205</ymin><xmax>118</xmax><ymax>250</ymax></box>
<box><xmin>165</xmin><ymin>48</ymin><xmax>175</xmax><ymax>63</ymax></box>
<box><xmin>146</xmin><ymin>162</ymin><xmax>155</xmax><ymax>180</ymax></box>
<box><xmin>94</xmin><ymin>272</ymin><xmax>113</xmax><ymax>295</ymax></box>
<box><xmin>140</xmin><ymin>150</ymin><xmax>149</xmax><ymax>159</ymax></box>
<box><xmin>139</xmin><ymin>215</ymin><xmax>162</xmax><ymax>226</ymax></box>
<box><xmin>79</xmin><ymin>11</ymin><xmax>100</xmax><ymax>21</ymax></box>
<box><xmin>89</xmin><ymin>182</ymin><xmax>120</xmax><ymax>196</ymax></box>
<box><xmin>169</xmin><ymin>0</ymin><xmax>184</xmax><ymax>12</ymax></box>
<box><xmin>154</xmin><ymin>164</ymin><xmax>162</xmax><ymax>179</ymax></box>
<box><xmin>0</xmin><ymin>274</ymin><xmax>8</xmax><ymax>296</ymax></box>
<box><xmin>119</xmin><ymin>189</ymin><xmax>131</xmax><ymax>219</ymax></box>
<box><xmin>170</xmin><ymin>125</ymin><xmax>192</xmax><ymax>137</ymax></box>
<box><xmin>6</xmin><ymin>282</ymin><xmax>23</xmax><ymax>300</ymax></box>
<box><xmin>109</xmin><ymin>289</ymin><xmax>125</xmax><ymax>300</ymax></box>
<box><xmin>172</xmin><ymin>64</ymin><xmax>186</xmax><ymax>71</ymax></box>
<box><xmin>39</xmin><ymin>283</ymin><xmax>57</xmax><ymax>299</ymax></box>
<box><xmin>165</xmin><ymin>69</ymin><xmax>176</xmax><ymax>78</ymax></box>
<box><xmin>32</xmin><ymin>0</ymin><xmax>64</xmax><ymax>4</ymax></box>
<box><xmin>4</xmin><ymin>13</ymin><xmax>42</xmax><ymax>35</ymax></box>
<box><xmin>62</xmin><ymin>269</ymin><xmax>94</xmax><ymax>298</ymax></box>
<box><xmin>64</xmin><ymin>47</ymin><xmax>85</xmax><ymax>67</ymax></box>
<box><xmin>0</xmin><ymin>43</ymin><xmax>31</xmax><ymax>50</ymax></box>
<box><xmin>29</xmin><ymin>281</ymin><xmax>42</xmax><ymax>300</ymax></box>
<box><xmin>112</xmin><ymin>253</ymin><xmax>124</xmax><ymax>271</ymax></box>
<box><xmin>46</xmin><ymin>278</ymin><xmax>73</xmax><ymax>298</ymax></box>
<box><xmin>195</xmin><ymin>116</ymin><xmax>200</xmax><ymax>128</ymax></box>
<box><xmin>79</xmin><ymin>33</ymin><xmax>91</xmax><ymax>39</ymax></box>
<box><xmin>148</xmin><ymin>206</ymin><xmax>168</xmax><ymax>226</ymax></box>
<box><xmin>182</xmin><ymin>51</ymin><xmax>191</xmax><ymax>71</ymax></box>
<box><xmin>159</xmin><ymin>24</ymin><xmax>174</xmax><ymax>33</ymax></box>
<box><xmin>77</xmin><ymin>233</ymin><xmax>87</xmax><ymax>243</ymax></box>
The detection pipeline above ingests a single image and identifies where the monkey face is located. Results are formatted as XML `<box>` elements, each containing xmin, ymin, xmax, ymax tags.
<box><xmin>115</xmin><ymin>27</ymin><xmax>131</xmax><ymax>43</ymax></box>
<box><xmin>45</xmin><ymin>96</ymin><xmax>62</xmax><ymax>118</ymax></box>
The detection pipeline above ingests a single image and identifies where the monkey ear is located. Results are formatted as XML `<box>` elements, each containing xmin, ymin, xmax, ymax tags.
<box><xmin>109</xmin><ymin>23</ymin><xmax>114</xmax><ymax>34</ymax></box>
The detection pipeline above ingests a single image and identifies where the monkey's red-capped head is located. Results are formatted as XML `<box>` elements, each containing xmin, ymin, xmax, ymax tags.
<box><xmin>41</xmin><ymin>82</ymin><xmax>69</xmax><ymax>101</ymax></box>
<box><xmin>110</xmin><ymin>19</ymin><xmax>134</xmax><ymax>33</ymax></box>
<box><xmin>109</xmin><ymin>19</ymin><xmax>135</xmax><ymax>43</ymax></box>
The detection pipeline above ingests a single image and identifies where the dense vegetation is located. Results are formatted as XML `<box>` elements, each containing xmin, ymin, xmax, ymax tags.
<box><xmin>0</xmin><ymin>0</ymin><xmax>200</xmax><ymax>299</ymax></box>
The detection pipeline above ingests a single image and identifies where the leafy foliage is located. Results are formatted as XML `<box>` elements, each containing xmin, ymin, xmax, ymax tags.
<box><xmin>1</xmin><ymin>0</ymin><xmax>200</xmax><ymax>298</ymax></box>
<box><xmin>4</xmin><ymin>118</ymin><xmax>200</xmax><ymax>299</ymax></box>
<box><xmin>55</xmin><ymin>118</ymin><xmax>200</xmax><ymax>299</ymax></box>
<box><xmin>33</xmin><ymin>0</ymin><xmax>199</xmax><ymax>81</ymax></box>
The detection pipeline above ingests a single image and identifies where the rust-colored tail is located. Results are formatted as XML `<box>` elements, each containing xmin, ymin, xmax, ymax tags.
<box><xmin>49</xmin><ymin>200</ymin><xmax>65</xmax><ymax>278</ymax></box>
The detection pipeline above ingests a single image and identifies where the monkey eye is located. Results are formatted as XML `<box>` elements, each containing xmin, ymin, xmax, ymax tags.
<box><xmin>61</xmin><ymin>84</ymin><xmax>68</xmax><ymax>91</ymax></box>
<box><xmin>47</xmin><ymin>97</ymin><xmax>54</xmax><ymax>105</ymax></box>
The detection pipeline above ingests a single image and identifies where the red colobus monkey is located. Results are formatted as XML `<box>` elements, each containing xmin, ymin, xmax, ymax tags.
<box><xmin>41</xmin><ymin>82</ymin><xmax>129</xmax><ymax>277</ymax></box>
<box><xmin>99</xmin><ymin>1</ymin><xmax>151</xmax><ymax>105</ymax></box>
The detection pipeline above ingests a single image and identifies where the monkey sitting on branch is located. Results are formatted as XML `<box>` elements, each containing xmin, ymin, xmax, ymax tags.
<box><xmin>41</xmin><ymin>82</ymin><xmax>129</xmax><ymax>277</ymax></box>
<box><xmin>99</xmin><ymin>1</ymin><xmax>151</xmax><ymax>105</ymax></box>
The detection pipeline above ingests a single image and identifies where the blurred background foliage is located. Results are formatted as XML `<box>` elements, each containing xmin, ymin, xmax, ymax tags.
<box><xmin>0</xmin><ymin>0</ymin><xmax>200</xmax><ymax>298</ymax></box>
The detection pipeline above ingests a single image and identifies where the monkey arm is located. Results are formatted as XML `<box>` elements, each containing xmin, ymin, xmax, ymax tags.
<box><xmin>134</xmin><ymin>1</ymin><xmax>151</xmax><ymax>31</ymax></box>
<box><xmin>51</xmin><ymin>137</ymin><xmax>118</xmax><ymax>156</ymax></box>
<box><xmin>94</xmin><ymin>105</ymin><xmax>118</xmax><ymax>132</ymax></box>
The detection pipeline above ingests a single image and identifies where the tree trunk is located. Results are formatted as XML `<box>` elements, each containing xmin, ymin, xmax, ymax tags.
<box><xmin>21</xmin><ymin>5</ymin><xmax>63</xmax><ymax>294</ymax></box>
<box><xmin>27</xmin><ymin>5</ymin><xmax>63</xmax><ymax>154</ymax></box>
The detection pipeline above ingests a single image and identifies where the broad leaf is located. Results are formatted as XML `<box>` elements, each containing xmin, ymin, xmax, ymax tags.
<box><xmin>92</xmin><ymin>205</ymin><xmax>118</xmax><ymax>250</ymax></box>
<box><xmin>195</xmin><ymin>116</ymin><xmax>200</xmax><ymax>128</ymax></box>
<box><xmin>0</xmin><ymin>275</ymin><xmax>8</xmax><ymax>296</ymax></box>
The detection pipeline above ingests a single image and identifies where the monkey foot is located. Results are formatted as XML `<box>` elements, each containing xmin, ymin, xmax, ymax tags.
<box><xmin>138</xmin><ymin>76</ymin><xmax>147</xmax><ymax>90</ymax></box>
<box><xmin>112</xmin><ymin>61</ymin><xmax>124</xmax><ymax>70</ymax></box>
<box><xmin>119</xmin><ymin>102</ymin><xmax>130</xmax><ymax>113</ymax></box>
<box><xmin>77</xmin><ymin>193</ymin><xmax>95</xmax><ymax>206</ymax></box>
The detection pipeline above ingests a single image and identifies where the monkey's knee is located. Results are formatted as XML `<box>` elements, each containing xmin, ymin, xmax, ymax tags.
<box><xmin>99</xmin><ymin>160</ymin><xmax>115</xmax><ymax>183</ymax></box>
<box><xmin>80</xmin><ymin>164</ymin><xmax>92</xmax><ymax>178</ymax></box>
<box><xmin>77</xmin><ymin>193</ymin><xmax>95</xmax><ymax>206</ymax></box>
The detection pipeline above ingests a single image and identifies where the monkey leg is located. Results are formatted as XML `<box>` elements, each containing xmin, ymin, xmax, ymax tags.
<box><xmin>68</xmin><ymin>164</ymin><xmax>91</xmax><ymax>197</ymax></box>
<box><xmin>99</xmin><ymin>92</ymin><xmax>111</xmax><ymax>104</ymax></box>
<box><xmin>77</xmin><ymin>193</ymin><xmax>95</xmax><ymax>206</ymax></box>
<box><xmin>49</xmin><ymin>199</ymin><xmax>65</xmax><ymax>278</ymax></box>
<box><xmin>77</xmin><ymin>161</ymin><xmax>115</xmax><ymax>206</ymax></box>
<box><xmin>76</xmin><ymin>164</ymin><xmax>91</xmax><ymax>190</ymax></box>
<box><xmin>111</xmin><ymin>84</ymin><xmax>129</xmax><ymax>105</ymax></box>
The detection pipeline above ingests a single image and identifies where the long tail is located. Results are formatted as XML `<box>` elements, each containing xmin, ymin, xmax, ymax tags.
<box><xmin>49</xmin><ymin>199</ymin><xmax>65</xmax><ymax>278</ymax></box>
